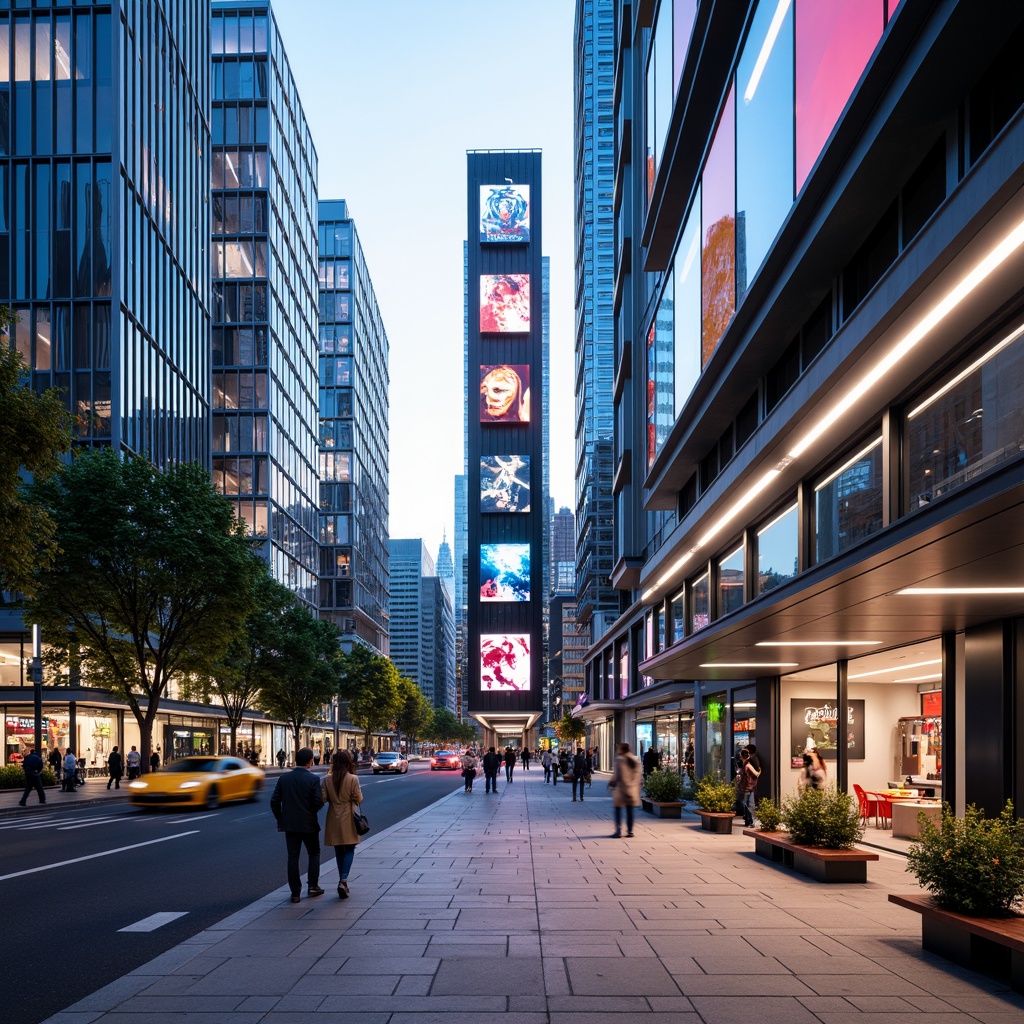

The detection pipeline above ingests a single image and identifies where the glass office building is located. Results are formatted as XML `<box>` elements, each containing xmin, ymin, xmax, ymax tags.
<box><xmin>211</xmin><ymin>1</ymin><xmax>319</xmax><ymax>607</ymax></box>
<box><xmin>317</xmin><ymin>200</ymin><xmax>390</xmax><ymax>655</ymax></box>
<box><xmin>0</xmin><ymin>0</ymin><xmax>211</xmax><ymax>466</ymax></box>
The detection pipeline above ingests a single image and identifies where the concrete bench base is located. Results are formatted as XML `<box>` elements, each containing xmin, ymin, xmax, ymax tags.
<box><xmin>743</xmin><ymin>829</ymin><xmax>878</xmax><ymax>882</ymax></box>
<box><xmin>641</xmin><ymin>798</ymin><xmax>683</xmax><ymax>818</ymax></box>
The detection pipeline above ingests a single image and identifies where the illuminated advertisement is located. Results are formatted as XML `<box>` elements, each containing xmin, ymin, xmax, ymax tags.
<box><xmin>480</xmin><ymin>364</ymin><xmax>530</xmax><ymax>423</ymax></box>
<box><xmin>480</xmin><ymin>455</ymin><xmax>531</xmax><ymax>513</ymax></box>
<box><xmin>480</xmin><ymin>634</ymin><xmax>531</xmax><ymax>691</ymax></box>
<box><xmin>480</xmin><ymin>184</ymin><xmax>530</xmax><ymax>243</ymax></box>
<box><xmin>480</xmin><ymin>274</ymin><xmax>530</xmax><ymax>333</ymax></box>
<box><xmin>480</xmin><ymin>542</ymin><xmax>530</xmax><ymax>602</ymax></box>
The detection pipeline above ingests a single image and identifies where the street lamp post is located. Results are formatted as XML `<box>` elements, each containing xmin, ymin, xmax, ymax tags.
<box><xmin>31</xmin><ymin>624</ymin><xmax>43</xmax><ymax>754</ymax></box>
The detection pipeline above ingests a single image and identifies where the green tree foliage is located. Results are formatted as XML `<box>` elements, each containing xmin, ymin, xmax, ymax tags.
<box><xmin>393</xmin><ymin>676</ymin><xmax>432</xmax><ymax>750</ymax></box>
<box><xmin>554</xmin><ymin>710</ymin><xmax>586</xmax><ymax>747</ymax></box>
<box><xmin>0</xmin><ymin>307</ymin><xmax>74</xmax><ymax>595</ymax></box>
<box><xmin>338</xmin><ymin>644</ymin><xmax>401</xmax><ymax>746</ymax></box>
<box><xmin>28</xmin><ymin>449</ymin><xmax>261</xmax><ymax>771</ymax></box>
<box><xmin>424</xmin><ymin>707</ymin><xmax>463</xmax><ymax>745</ymax></box>
<box><xmin>256</xmin><ymin>603</ymin><xmax>341</xmax><ymax>753</ymax></box>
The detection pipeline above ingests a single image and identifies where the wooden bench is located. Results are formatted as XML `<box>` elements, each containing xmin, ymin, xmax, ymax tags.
<box><xmin>742</xmin><ymin>829</ymin><xmax>878</xmax><ymax>882</ymax></box>
<box><xmin>889</xmin><ymin>893</ymin><xmax>1024</xmax><ymax>991</ymax></box>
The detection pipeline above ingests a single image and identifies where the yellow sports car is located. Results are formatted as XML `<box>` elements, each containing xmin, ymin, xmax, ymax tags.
<box><xmin>128</xmin><ymin>756</ymin><xmax>265</xmax><ymax>809</ymax></box>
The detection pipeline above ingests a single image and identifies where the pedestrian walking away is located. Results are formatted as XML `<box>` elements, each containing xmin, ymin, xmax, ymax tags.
<box><xmin>571</xmin><ymin>746</ymin><xmax>588</xmax><ymax>802</ymax></box>
<box><xmin>461</xmin><ymin>749</ymin><xmax>478</xmax><ymax>792</ymax></box>
<box><xmin>125</xmin><ymin>745</ymin><xmax>142</xmax><ymax>780</ymax></box>
<box><xmin>521</xmin><ymin>748</ymin><xmax>531</xmax><ymax>771</ymax></box>
<box><xmin>610</xmin><ymin>742</ymin><xmax>642</xmax><ymax>838</ymax></box>
<box><xmin>149</xmin><ymin>749</ymin><xmax>161</xmax><ymax>772</ymax></box>
<box><xmin>18</xmin><ymin>747</ymin><xmax>46</xmax><ymax>806</ymax></box>
<box><xmin>735</xmin><ymin>748</ymin><xmax>760</xmax><ymax>827</ymax></box>
<box><xmin>541</xmin><ymin>749</ymin><xmax>553</xmax><ymax>783</ymax></box>
<box><xmin>504</xmin><ymin>746</ymin><xmax>516</xmax><ymax>782</ymax></box>
<box><xmin>106</xmin><ymin>746</ymin><xmax>124</xmax><ymax>789</ymax></box>
<box><xmin>482</xmin><ymin>746</ymin><xmax>502</xmax><ymax>793</ymax></box>
<box><xmin>321</xmin><ymin>750</ymin><xmax>362</xmax><ymax>899</ymax></box>
<box><xmin>270</xmin><ymin>746</ymin><xmax>326</xmax><ymax>903</ymax></box>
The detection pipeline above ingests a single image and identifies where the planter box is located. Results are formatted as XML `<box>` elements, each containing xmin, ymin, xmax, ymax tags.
<box><xmin>889</xmin><ymin>893</ymin><xmax>1024</xmax><ymax>991</ymax></box>
<box><xmin>743</xmin><ymin>829</ymin><xmax>878</xmax><ymax>883</ymax></box>
<box><xmin>696</xmin><ymin>810</ymin><xmax>734</xmax><ymax>833</ymax></box>
<box><xmin>641</xmin><ymin>797</ymin><xmax>683</xmax><ymax>818</ymax></box>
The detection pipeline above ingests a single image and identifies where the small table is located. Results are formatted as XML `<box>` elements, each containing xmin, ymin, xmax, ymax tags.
<box><xmin>891</xmin><ymin>800</ymin><xmax>942</xmax><ymax>839</ymax></box>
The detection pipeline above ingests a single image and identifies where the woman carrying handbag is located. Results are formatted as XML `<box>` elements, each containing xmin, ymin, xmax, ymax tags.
<box><xmin>321</xmin><ymin>750</ymin><xmax>363</xmax><ymax>899</ymax></box>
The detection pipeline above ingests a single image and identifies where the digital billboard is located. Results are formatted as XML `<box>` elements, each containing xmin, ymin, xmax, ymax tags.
<box><xmin>480</xmin><ymin>274</ymin><xmax>530</xmax><ymax>333</ymax></box>
<box><xmin>480</xmin><ymin>364</ymin><xmax>530</xmax><ymax>423</ymax></box>
<box><xmin>480</xmin><ymin>455</ymin><xmax>531</xmax><ymax>513</ymax></box>
<box><xmin>480</xmin><ymin>542</ymin><xmax>530</xmax><ymax>602</ymax></box>
<box><xmin>480</xmin><ymin>634</ymin><xmax>531</xmax><ymax>691</ymax></box>
<box><xmin>479</xmin><ymin>184</ymin><xmax>530</xmax><ymax>243</ymax></box>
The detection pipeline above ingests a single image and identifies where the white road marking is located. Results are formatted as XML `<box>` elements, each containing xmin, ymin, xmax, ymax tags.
<box><xmin>118</xmin><ymin>911</ymin><xmax>188</xmax><ymax>932</ymax></box>
<box><xmin>4</xmin><ymin>814</ymin><xmax>124</xmax><ymax>831</ymax></box>
<box><xmin>57</xmin><ymin>816</ymin><xmax>135</xmax><ymax>830</ymax></box>
<box><xmin>0</xmin><ymin>831</ymin><xmax>200</xmax><ymax>883</ymax></box>
<box><xmin>165</xmin><ymin>813</ymin><xmax>220</xmax><ymax>824</ymax></box>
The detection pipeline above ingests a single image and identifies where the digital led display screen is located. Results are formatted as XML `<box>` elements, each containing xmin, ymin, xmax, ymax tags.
<box><xmin>480</xmin><ymin>274</ymin><xmax>530</xmax><ymax>333</ymax></box>
<box><xmin>480</xmin><ymin>634</ymin><xmax>531</xmax><ymax>691</ymax></box>
<box><xmin>480</xmin><ymin>455</ymin><xmax>531</xmax><ymax>513</ymax></box>
<box><xmin>480</xmin><ymin>542</ymin><xmax>530</xmax><ymax>602</ymax></box>
<box><xmin>479</xmin><ymin>184</ymin><xmax>530</xmax><ymax>243</ymax></box>
<box><xmin>479</xmin><ymin>364</ymin><xmax>530</xmax><ymax>423</ymax></box>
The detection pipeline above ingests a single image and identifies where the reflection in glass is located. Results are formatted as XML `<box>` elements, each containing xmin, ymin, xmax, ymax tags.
<box><xmin>757</xmin><ymin>504</ymin><xmax>798</xmax><ymax>594</ymax></box>
<box><xmin>674</xmin><ymin>192</ymin><xmax>700</xmax><ymax>413</ymax></box>
<box><xmin>690</xmin><ymin>572</ymin><xmax>709</xmax><ymax>632</ymax></box>
<box><xmin>646</xmin><ymin>282</ymin><xmax>674</xmax><ymax>469</ymax></box>
<box><xmin>815</xmin><ymin>437</ymin><xmax>882</xmax><ymax>562</ymax></box>
<box><xmin>717</xmin><ymin>545</ymin><xmax>744</xmax><ymax>618</ymax></box>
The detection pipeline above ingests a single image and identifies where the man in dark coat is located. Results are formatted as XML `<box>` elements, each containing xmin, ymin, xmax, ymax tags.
<box><xmin>270</xmin><ymin>746</ymin><xmax>325</xmax><ymax>903</ymax></box>
<box><xmin>503</xmin><ymin>746</ymin><xmax>516</xmax><ymax>782</ymax></box>
<box><xmin>482</xmin><ymin>746</ymin><xmax>502</xmax><ymax>793</ymax></box>
<box><xmin>106</xmin><ymin>746</ymin><xmax>124</xmax><ymax>789</ymax></box>
<box><xmin>19</xmin><ymin>748</ymin><xmax>46</xmax><ymax>806</ymax></box>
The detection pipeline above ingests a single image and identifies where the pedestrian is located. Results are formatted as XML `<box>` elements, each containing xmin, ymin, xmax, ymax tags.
<box><xmin>798</xmin><ymin>748</ymin><xmax>828</xmax><ymax>790</ymax></box>
<box><xmin>541</xmin><ymin>749</ymin><xmax>553</xmax><ymax>783</ymax></box>
<box><xmin>48</xmin><ymin>746</ymin><xmax>62</xmax><ymax>784</ymax></box>
<box><xmin>521</xmin><ymin>748</ymin><xmax>531</xmax><ymax>771</ymax></box>
<box><xmin>504</xmin><ymin>745</ymin><xmax>516</xmax><ymax>782</ymax></box>
<box><xmin>609</xmin><ymin>742</ymin><xmax>642</xmax><ymax>838</ymax></box>
<box><xmin>590</xmin><ymin>747</ymin><xmax>600</xmax><ymax>772</ymax></box>
<box><xmin>744</xmin><ymin>743</ymin><xmax>762</xmax><ymax>774</ymax></box>
<box><xmin>269</xmin><ymin>746</ymin><xmax>326</xmax><ymax>904</ymax></box>
<box><xmin>571</xmin><ymin>746</ymin><xmax>588</xmax><ymax>802</ymax></box>
<box><xmin>642</xmin><ymin>745</ymin><xmax>660</xmax><ymax>780</ymax></box>
<box><xmin>321</xmin><ymin>750</ymin><xmax>362</xmax><ymax>899</ymax></box>
<box><xmin>106</xmin><ymin>746</ymin><xmax>124</xmax><ymax>789</ymax></box>
<box><xmin>735</xmin><ymin>748</ymin><xmax>760</xmax><ymax>827</ymax></box>
<box><xmin>125</xmin><ymin>745</ymin><xmax>142</xmax><ymax>780</ymax></box>
<box><xmin>18</xmin><ymin>747</ymin><xmax>46</xmax><ymax>806</ymax></box>
<box><xmin>460</xmin><ymin>748</ymin><xmax>478</xmax><ymax>792</ymax></box>
<box><xmin>150</xmin><ymin>749</ymin><xmax>161</xmax><ymax>772</ymax></box>
<box><xmin>482</xmin><ymin>746</ymin><xmax>502</xmax><ymax>793</ymax></box>
<box><xmin>557</xmin><ymin>748</ymin><xmax>570</xmax><ymax>787</ymax></box>
<box><xmin>62</xmin><ymin>747</ymin><xmax>78</xmax><ymax>792</ymax></box>
<box><xmin>276</xmin><ymin>748</ymin><xmax>286</xmax><ymax>768</ymax></box>
<box><xmin>585</xmin><ymin>747</ymin><xmax>595</xmax><ymax>788</ymax></box>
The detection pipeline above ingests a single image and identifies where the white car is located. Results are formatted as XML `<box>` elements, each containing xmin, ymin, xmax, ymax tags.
<box><xmin>372</xmin><ymin>751</ymin><xmax>409</xmax><ymax>774</ymax></box>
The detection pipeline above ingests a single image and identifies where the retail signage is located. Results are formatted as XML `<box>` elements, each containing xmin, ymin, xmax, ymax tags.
<box><xmin>921</xmin><ymin>690</ymin><xmax>942</xmax><ymax>717</ymax></box>
<box><xmin>790</xmin><ymin>698</ymin><xmax>865</xmax><ymax>760</ymax></box>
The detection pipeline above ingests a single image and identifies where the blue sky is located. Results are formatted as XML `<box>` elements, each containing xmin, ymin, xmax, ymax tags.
<box><xmin>270</xmin><ymin>1</ymin><xmax>577</xmax><ymax>559</ymax></box>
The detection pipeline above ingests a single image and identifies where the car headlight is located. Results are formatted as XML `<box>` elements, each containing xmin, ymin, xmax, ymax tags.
<box><xmin>129</xmin><ymin>781</ymin><xmax>147</xmax><ymax>790</ymax></box>
<box><xmin>180</xmin><ymin>781</ymin><xmax>200</xmax><ymax>790</ymax></box>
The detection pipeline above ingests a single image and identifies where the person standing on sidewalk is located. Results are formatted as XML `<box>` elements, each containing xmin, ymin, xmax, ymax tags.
<box><xmin>125</xmin><ymin>745</ymin><xmax>142</xmax><ymax>780</ymax></box>
<box><xmin>504</xmin><ymin>746</ymin><xmax>516</xmax><ymax>783</ymax></box>
<box><xmin>62</xmin><ymin>748</ymin><xmax>78</xmax><ymax>791</ymax></box>
<box><xmin>610</xmin><ymin>742</ymin><xmax>642</xmax><ymax>838</ymax></box>
<box><xmin>106</xmin><ymin>746</ymin><xmax>124</xmax><ymax>789</ymax></box>
<box><xmin>321</xmin><ymin>750</ymin><xmax>362</xmax><ymax>899</ymax></box>
<box><xmin>482</xmin><ymin>746</ymin><xmax>502</xmax><ymax>793</ymax></box>
<box><xmin>521</xmin><ymin>748</ymin><xmax>531</xmax><ymax>771</ymax></box>
<box><xmin>461</xmin><ymin>749</ymin><xmax>478</xmax><ymax>792</ymax></box>
<box><xmin>270</xmin><ymin>747</ymin><xmax>325</xmax><ymax>903</ymax></box>
<box><xmin>541</xmin><ymin>749</ymin><xmax>553</xmax><ymax>783</ymax></box>
<box><xmin>18</xmin><ymin>748</ymin><xmax>46</xmax><ymax>806</ymax></box>
<box><xmin>736</xmin><ymin>748</ymin><xmax>760</xmax><ymax>827</ymax></box>
<box><xmin>571</xmin><ymin>746</ymin><xmax>588</xmax><ymax>802</ymax></box>
<box><xmin>48</xmin><ymin>747</ymin><xmax>62</xmax><ymax>785</ymax></box>
<box><xmin>150</xmin><ymin>750</ymin><xmax>160</xmax><ymax>772</ymax></box>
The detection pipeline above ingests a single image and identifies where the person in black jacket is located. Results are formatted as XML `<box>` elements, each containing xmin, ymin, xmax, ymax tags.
<box><xmin>19</xmin><ymin>748</ymin><xmax>46</xmax><ymax>806</ymax></box>
<box><xmin>106</xmin><ymin>746</ymin><xmax>124</xmax><ymax>789</ymax></box>
<box><xmin>503</xmin><ymin>746</ymin><xmax>516</xmax><ymax>782</ymax></box>
<box><xmin>482</xmin><ymin>746</ymin><xmax>502</xmax><ymax>793</ymax></box>
<box><xmin>270</xmin><ymin>747</ymin><xmax>325</xmax><ymax>903</ymax></box>
<box><xmin>572</xmin><ymin>747</ymin><xmax>588</xmax><ymax>802</ymax></box>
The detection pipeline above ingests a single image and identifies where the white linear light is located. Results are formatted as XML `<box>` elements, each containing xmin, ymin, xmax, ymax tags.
<box><xmin>757</xmin><ymin>640</ymin><xmax>882</xmax><ymax>647</ymax></box>
<box><xmin>848</xmin><ymin>658</ymin><xmax>941</xmax><ymax>680</ymax></box>
<box><xmin>702</xmin><ymin>469</ymin><xmax>783</xmax><ymax>548</ymax></box>
<box><xmin>901</xmin><ymin>673</ymin><xmax>943</xmax><ymax>682</ymax></box>
<box><xmin>814</xmin><ymin>436</ymin><xmax>882</xmax><ymax>492</ymax></box>
<box><xmin>898</xmin><ymin>586</ymin><xmax>1024</xmax><ymax>595</ymax></box>
<box><xmin>699</xmin><ymin>662</ymin><xmax>798</xmax><ymax>668</ymax></box>
<box><xmin>743</xmin><ymin>0</ymin><xmax>792</xmax><ymax>103</ymax></box>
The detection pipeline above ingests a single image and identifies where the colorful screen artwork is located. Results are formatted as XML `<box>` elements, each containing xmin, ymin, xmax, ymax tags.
<box><xmin>480</xmin><ymin>184</ymin><xmax>530</xmax><ymax>243</ymax></box>
<box><xmin>479</xmin><ymin>364</ymin><xmax>530</xmax><ymax>423</ymax></box>
<box><xmin>480</xmin><ymin>542</ymin><xmax>530</xmax><ymax>602</ymax></box>
<box><xmin>480</xmin><ymin>455</ymin><xmax>531</xmax><ymax>513</ymax></box>
<box><xmin>480</xmin><ymin>274</ymin><xmax>530</xmax><ymax>333</ymax></box>
<box><xmin>480</xmin><ymin>634</ymin><xmax>531</xmax><ymax>691</ymax></box>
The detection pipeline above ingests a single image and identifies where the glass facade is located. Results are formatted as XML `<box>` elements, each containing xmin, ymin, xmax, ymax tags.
<box><xmin>211</xmin><ymin>1</ymin><xmax>318</xmax><ymax>607</ymax></box>
<box><xmin>317</xmin><ymin>200</ymin><xmax>390</xmax><ymax>655</ymax></box>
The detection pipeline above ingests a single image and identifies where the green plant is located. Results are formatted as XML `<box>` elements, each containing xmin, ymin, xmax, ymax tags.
<box><xmin>755</xmin><ymin>796</ymin><xmax>782</xmax><ymax>832</ymax></box>
<box><xmin>907</xmin><ymin>801</ymin><xmax>1024</xmax><ymax>915</ymax></box>
<box><xmin>694</xmin><ymin>773</ymin><xmax>736</xmax><ymax>813</ymax></box>
<box><xmin>780</xmin><ymin>786</ymin><xmax>863</xmax><ymax>848</ymax></box>
<box><xmin>644</xmin><ymin>768</ymin><xmax>683</xmax><ymax>802</ymax></box>
<box><xmin>0</xmin><ymin>765</ymin><xmax>56</xmax><ymax>789</ymax></box>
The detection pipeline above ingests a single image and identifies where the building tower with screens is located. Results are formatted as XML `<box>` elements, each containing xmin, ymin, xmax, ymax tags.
<box><xmin>317</xmin><ymin>200</ymin><xmax>390</xmax><ymax>655</ymax></box>
<box><xmin>211</xmin><ymin>1</ymin><xmax>319</xmax><ymax>607</ymax></box>
<box><xmin>466</xmin><ymin>150</ymin><xmax>545</xmax><ymax>745</ymax></box>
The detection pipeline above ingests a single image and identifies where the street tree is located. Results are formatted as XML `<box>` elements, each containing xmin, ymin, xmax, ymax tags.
<box><xmin>339</xmin><ymin>645</ymin><xmax>402</xmax><ymax>748</ymax></box>
<box><xmin>393</xmin><ymin>676</ymin><xmax>432</xmax><ymax>752</ymax></box>
<box><xmin>425</xmin><ymin>707</ymin><xmax>463</xmax><ymax>746</ymax></box>
<box><xmin>555</xmin><ymin>710</ymin><xmax>587</xmax><ymax>748</ymax></box>
<box><xmin>0</xmin><ymin>306</ymin><xmax>74</xmax><ymax>596</ymax></box>
<box><xmin>256</xmin><ymin>603</ymin><xmax>341</xmax><ymax>753</ymax></box>
<box><xmin>28</xmin><ymin>449</ymin><xmax>261</xmax><ymax>771</ymax></box>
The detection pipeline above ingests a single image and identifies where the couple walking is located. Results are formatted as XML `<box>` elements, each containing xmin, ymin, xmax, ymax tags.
<box><xmin>270</xmin><ymin>747</ymin><xmax>363</xmax><ymax>903</ymax></box>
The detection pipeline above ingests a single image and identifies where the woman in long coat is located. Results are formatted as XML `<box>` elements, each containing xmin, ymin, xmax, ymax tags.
<box><xmin>610</xmin><ymin>742</ymin><xmax>642</xmax><ymax>838</ymax></box>
<box><xmin>321</xmin><ymin>749</ymin><xmax>363</xmax><ymax>899</ymax></box>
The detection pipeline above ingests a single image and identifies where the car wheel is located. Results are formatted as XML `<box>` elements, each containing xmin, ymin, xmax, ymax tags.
<box><xmin>373</xmin><ymin>770</ymin><xmax>379</xmax><ymax>775</ymax></box>
<box><xmin>205</xmin><ymin>785</ymin><xmax>219</xmax><ymax>810</ymax></box>
<box><xmin>402</xmin><ymin>766</ymin><xmax>408</xmax><ymax>774</ymax></box>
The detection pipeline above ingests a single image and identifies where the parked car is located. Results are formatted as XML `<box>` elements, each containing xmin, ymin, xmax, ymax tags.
<box><xmin>430</xmin><ymin>750</ymin><xmax>461</xmax><ymax>771</ymax></box>
<box><xmin>372</xmin><ymin>751</ymin><xmax>409</xmax><ymax>774</ymax></box>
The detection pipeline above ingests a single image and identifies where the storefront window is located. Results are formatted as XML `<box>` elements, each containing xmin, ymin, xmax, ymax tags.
<box><xmin>0</xmin><ymin>640</ymin><xmax>25</xmax><ymax>686</ymax></box>
<box><xmin>670</xmin><ymin>590</ymin><xmax>685</xmax><ymax>645</ymax></box>
<box><xmin>704</xmin><ymin>691</ymin><xmax>727</xmax><ymax>778</ymax></box>
<box><xmin>77</xmin><ymin>708</ymin><xmax>116</xmax><ymax>770</ymax></box>
<box><xmin>717</xmin><ymin>545</ymin><xmax>744</xmax><ymax>617</ymax></box>
<box><xmin>690</xmin><ymin>571</ymin><xmax>709</xmax><ymax>632</ymax></box>
<box><xmin>732</xmin><ymin>686</ymin><xmax>757</xmax><ymax>771</ymax></box>
<box><xmin>757</xmin><ymin>503</ymin><xmax>798</xmax><ymax>594</ymax></box>
<box><xmin>674</xmin><ymin>193</ymin><xmax>701</xmax><ymax>413</ymax></box>
<box><xmin>815</xmin><ymin>437</ymin><xmax>883</xmax><ymax>561</ymax></box>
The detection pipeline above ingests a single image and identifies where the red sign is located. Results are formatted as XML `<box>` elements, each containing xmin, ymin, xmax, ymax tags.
<box><xmin>921</xmin><ymin>690</ymin><xmax>942</xmax><ymax>717</ymax></box>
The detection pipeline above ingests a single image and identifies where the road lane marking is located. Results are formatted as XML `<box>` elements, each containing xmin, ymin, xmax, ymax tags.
<box><xmin>165</xmin><ymin>813</ymin><xmax>220</xmax><ymax>823</ymax></box>
<box><xmin>4</xmin><ymin>814</ymin><xmax>126</xmax><ymax>831</ymax></box>
<box><xmin>58</xmin><ymin>816</ymin><xmax>135</xmax><ymax>830</ymax></box>
<box><xmin>0</xmin><ymin>831</ymin><xmax>200</xmax><ymax>883</ymax></box>
<box><xmin>119</xmin><ymin>912</ymin><xmax>188</xmax><ymax>932</ymax></box>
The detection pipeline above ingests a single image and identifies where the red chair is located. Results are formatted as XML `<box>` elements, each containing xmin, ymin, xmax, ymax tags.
<box><xmin>873</xmin><ymin>790</ymin><xmax>893</xmax><ymax>828</ymax></box>
<box><xmin>853</xmin><ymin>784</ymin><xmax>885</xmax><ymax>827</ymax></box>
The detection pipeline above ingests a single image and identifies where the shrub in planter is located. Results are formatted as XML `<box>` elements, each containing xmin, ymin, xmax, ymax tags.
<box><xmin>694</xmin><ymin>773</ymin><xmax>736</xmax><ymax>813</ymax></box>
<box><xmin>644</xmin><ymin>769</ymin><xmax>683</xmax><ymax>802</ymax></box>
<box><xmin>906</xmin><ymin>801</ymin><xmax>1024</xmax><ymax>915</ymax></box>
<box><xmin>0</xmin><ymin>765</ymin><xmax>56</xmax><ymax>789</ymax></box>
<box><xmin>781</xmin><ymin>786</ymin><xmax>863</xmax><ymax>848</ymax></box>
<box><xmin>755</xmin><ymin>796</ymin><xmax>782</xmax><ymax>832</ymax></box>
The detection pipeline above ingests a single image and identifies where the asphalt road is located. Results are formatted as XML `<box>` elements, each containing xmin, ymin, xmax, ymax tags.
<box><xmin>1</xmin><ymin>763</ymin><xmax>465</xmax><ymax>1024</ymax></box>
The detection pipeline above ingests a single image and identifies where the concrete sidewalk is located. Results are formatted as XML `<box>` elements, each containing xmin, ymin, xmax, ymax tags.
<box><xmin>43</xmin><ymin>771</ymin><xmax>1024</xmax><ymax>1023</ymax></box>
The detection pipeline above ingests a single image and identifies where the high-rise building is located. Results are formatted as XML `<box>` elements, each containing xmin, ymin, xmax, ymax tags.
<box><xmin>453</xmin><ymin>475</ymin><xmax>468</xmax><ymax>717</ymax></box>
<box><xmin>211</xmin><ymin>1</ymin><xmax>319</xmax><ymax>607</ymax></box>
<box><xmin>317</xmin><ymin>200</ymin><xmax>390</xmax><ymax>654</ymax></box>
<box><xmin>573</xmin><ymin>0</ymin><xmax>619</xmax><ymax>643</ymax></box>
<box><xmin>551</xmin><ymin>505</ymin><xmax>576</xmax><ymax>594</ymax></box>
<box><xmin>436</xmin><ymin>533</ymin><xmax>454</xmax><ymax>598</ymax></box>
<box><xmin>1</xmin><ymin>2</ymin><xmax>211</xmax><ymax>466</ymax></box>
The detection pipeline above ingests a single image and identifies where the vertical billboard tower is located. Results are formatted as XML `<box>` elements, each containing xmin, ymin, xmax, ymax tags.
<box><xmin>466</xmin><ymin>150</ymin><xmax>544</xmax><ymax>744</ymax></box>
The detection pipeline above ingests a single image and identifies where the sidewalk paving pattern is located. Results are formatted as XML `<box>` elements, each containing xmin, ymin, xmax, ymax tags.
<box><xmin>41</xmin><ymin>771</ymin><xmax>1024</xmax><ymax>1023</ymax></box>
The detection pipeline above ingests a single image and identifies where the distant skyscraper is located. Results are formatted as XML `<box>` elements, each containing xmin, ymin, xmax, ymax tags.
<box><xmin>212</xmin><ymin>1</ymin><xmax>319</xmax><ymax>607</ymax></box>
<box><xmin>551</xmin><ymin>505</ymin><xmax>575</xmax><ymax>594</ymax></box>
<box><xmin>573</xmin><ymin>0</ymin><xmax>618</xmax><ymax>638</ymax></box>
<box><xmin>317</xmin><ymin>200</ymin><xmax>390</xmax><ymax>655</ymax></box>
<box><xmin>436</xmin><ymin>533</ymin><xmax>454</xmax><ymax>599</ymax></box>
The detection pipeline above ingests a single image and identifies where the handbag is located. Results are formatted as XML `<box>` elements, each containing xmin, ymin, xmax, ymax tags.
<box><xmin>353</xmin><ymin>807</ymin><xmax>370</xmax><ymax>836</ymax></box>
<box><xmin>563</xmin><ymin>771</ymin><xmax>575</xmax><ymax>783</ymax></box>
